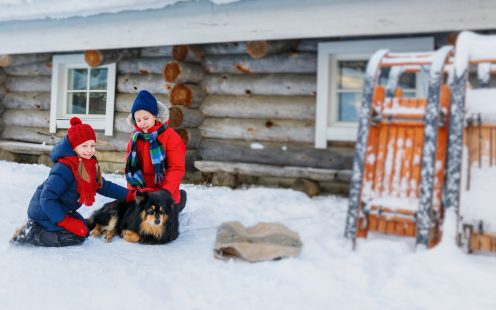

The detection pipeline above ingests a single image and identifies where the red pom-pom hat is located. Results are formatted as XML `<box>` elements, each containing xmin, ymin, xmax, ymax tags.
<box><xmin>67</xmin><ymin>117</ymin><xmax>96</xmax><ymax>149</ymax></box>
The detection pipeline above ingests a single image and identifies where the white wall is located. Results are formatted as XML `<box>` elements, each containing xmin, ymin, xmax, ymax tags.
<box><xmin>1</xmin><ymin>0</ymin><xmax>496</xmax><ymax>54</ymax></box>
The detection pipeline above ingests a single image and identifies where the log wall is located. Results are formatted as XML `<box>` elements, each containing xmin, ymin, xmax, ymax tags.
<box><xmin>0</xmin><ymin>38</ymin><xmax>352</xmax><ymax>193</ymax></box>
<box><xmin>0</xmin><ymin>48</ymin><xmax>203</xmax><ymax>175</ymax></box>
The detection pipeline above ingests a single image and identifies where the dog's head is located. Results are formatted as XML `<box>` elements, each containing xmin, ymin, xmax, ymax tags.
<box><xmin>135</xmin><ymin>191</ymin><xmax>174</xmax><ymax>227</ymax></box>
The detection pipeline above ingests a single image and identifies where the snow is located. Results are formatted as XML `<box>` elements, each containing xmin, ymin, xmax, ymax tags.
<box><xmin>455</xmin><ymin>31</ymin><xmax>496</xmax><ymax>77</ymax></box>
<box><xmin>461</xmin><ymin>167</ymin><xmax>496</xmax><ymax>231</ymax></box>
<box><xmin>465</xmin><ymin>88</ymin><xmax>496</xmax><ymax>114</ymax></box>
<box><xmin>1</xmin><ymin>160</ymin><xmax>496</xmax><ymax>309</ymax></box>
<box><xmin>250</xmin><ymin>142</ymin><xmax>264</xmax><ymax>150</ymax></box>
<box><xmin>0</xmin><ymin>0</ymin><xmax>240</xmax><ymax>22</ymax></box>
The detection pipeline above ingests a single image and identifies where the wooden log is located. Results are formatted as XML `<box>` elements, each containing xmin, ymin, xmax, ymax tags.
<box><xmin>172</xmin><ymin>45</ymin><xmax>205</xmax><ymax>63</ymax></box>
<box><xmin>175</xmin><ymin>128</ymin><xmax>201</xmax><ymax>149</ymax></box>
<box><xmin>117</xmin><ymin>57</ymin><xmax>172</xmax><ymax>75</ymax></box>
<box><xmin>171</xmin><ymin>106</ymin><xmax>204</xmax><ymax>128</ymax></box>
<box><xmin>140</xmin><ymin>46</ymin><xmax>174</xmax><ymax>58</ymax></box>
<box><xmin>96</xmin><ymin>131</ymin><xmax>130</xmax><ymax>151</ymax></box>
<box><xmin>2</xmin><ymin>92</ymin><xmax>50</xmax><ymax>110</ymax></box>
<box><xmin>169</xmin><ymin>83</ymin><xmax>206</xmax><ymax>108</ymax></box>
<box><xmin>194</xmin><ymin>160</ymin><xmax>338</xmax><ymax>182</ymax></box>
<box><xmin>186</xmin><ymin>149</ymin><xmax>198</xmax><ymax>171</ymax></box>
<box><xmin>114</xmin><ymin>112</ymin><xmax>134</xmax><ymax>133</ymax></box>
<box><xmin>297</xmin><ymin>39</ymin><xmax>319</xmax><ymax>52</ymax></box>
<box><xmin>202</xmin><ymin>53</ymin><xmax>316</xmax><ymax>74</ymax></box>
<box><xmin>1</xmin><ymin>126</ymin><xmax>62</xmax><ymax>146</ymax></box>
<box><xmin>95</xmin><ymin>151</ymin><xmax>126</xmax><ymax>163</ymax></box>
<box><xmin>202</xmin><ymin>74</ymin><xmax>316</xmax><ymax>96</ymax></box>
<box><xmin>200</xmin><ymin>95</ymin><xmax>315</xmax><ymax>120</ymax></box>
<box><xmin>168</xmin><ymin>106</ymin><xmax>184</xmax><ymax>128</ymax></box>
<box><xmin>2</xmin><ymin>109</ymin><xmax>50</xmax><ymax>128</ymax></box>
<box><xmin>3</xmin><ymin>62</ymin><xmax>52</xmax><ymax>76</ymax></box>
<box><xmin>5</xmin><ymin>76</ymin><xmax>51</xmax><ymax>92</ymax></box>
<box><xmin>115</xmin><ymin>93</ymin><xmax>169</xmax><ymax>113</ymax></box>
<box><xmin>117</xmin><ymin>74</ymin><xmax>172</xmax><ymax>94</ymax></box>
<box><xmin>202</xmin><ymin>42</ymin><xmax>248</xmax><ymax>55</ymax></box>
<box><xmin>0</xmin><ymin>69</ymin><xmax>5</xmax><ymax>83</ymax></box>
<box><xmin>0</xmin><ymin>53</ymin><xmax>51</xmax><ymax>67</ymax></box>
<box><xmin>163</xmin><ymin>60</ymin><xmax>204</xmax><ymax>84</ymax></box>
<box><xmin>2</xmin><ymin>125</ymin><xmax>130</xmax><ymax>152</ymax></box>
<box><xmin>246</xmin><ymin>40</ymin><xmax>299</xmax><ymax>59</ymax></box>
<box><xmin>199</xmin><ymin>139</ymin><xmax>354</xmax><ymax>169</ymax></box>
<box><xmin>0</xmin><ymin>84</ymin><xmax>6</xmax><ymax>99</ymax></box>
<box><xmin>85</xmin><ymin>49</ymin><xmax>139</xmax><ymax>67</ymax></box>
<box><xmin>200</xmin><ymin>118</ymin><xmax>314</xmax><ymax>143</ymax></box>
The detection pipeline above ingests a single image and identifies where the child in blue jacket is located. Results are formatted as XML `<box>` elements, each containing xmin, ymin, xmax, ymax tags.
<box><xmin>11</xmin><ymin>117</ymin><xmax>134</xmax><ymax>247</ymax></box>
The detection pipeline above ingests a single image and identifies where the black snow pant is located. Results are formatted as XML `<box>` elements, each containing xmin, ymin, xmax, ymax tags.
<box><xmin>175</xmin><ymin>190</ymin><xmax>187</xmax><ymax>213</ymax></box>
<box><xmin>10</xmin><ymin>220</ymin><xmax>85</xmax><ymax>247</ymax></box>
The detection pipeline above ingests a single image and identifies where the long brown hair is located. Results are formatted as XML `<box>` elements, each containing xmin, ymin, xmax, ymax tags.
<box><xmin>77</xmin><ymin>156</ymin><xmax>103</xmax><ymax>187</ymax></box>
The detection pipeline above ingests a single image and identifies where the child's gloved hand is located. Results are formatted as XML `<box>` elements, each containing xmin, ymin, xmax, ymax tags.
<box><xmin>57</xmin><ymin>215</ymin><xmax>89</xmax><ymax>237</ymax></box>
<box><xmin>126</xmin><ymin>190</ymin><xmax>136</xmax><ymax>203</ymax></box>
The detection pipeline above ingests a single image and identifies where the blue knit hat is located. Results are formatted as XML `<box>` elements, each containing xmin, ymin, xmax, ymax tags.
<box><xmin>131</xmin><ymin>90</ymin><xmax>158</xmax><ymax>119</ymax></box>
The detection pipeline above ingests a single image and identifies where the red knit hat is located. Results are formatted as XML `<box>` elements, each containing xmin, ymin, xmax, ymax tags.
<box><xmin>67</xmin><ymin>117</ymin><xmax>96</xmax><ymax>149</ymax></box>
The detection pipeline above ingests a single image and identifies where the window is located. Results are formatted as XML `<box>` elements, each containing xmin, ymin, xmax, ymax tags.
<box><xmin>315</xmin><ymin>37</ymin><xmax>434</xmax><ymax>147</ymax></box>
<box><xmin>50</xmin><ymin>54</ymin><xmax>116</xmax><ymax>136</ymax></box>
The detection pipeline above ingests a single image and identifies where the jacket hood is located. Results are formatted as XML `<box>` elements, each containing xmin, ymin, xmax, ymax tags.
<box><xmin>127</xmin><ymin>99</ymin><xmax>170</xmax><ymax>128</ymax></box>
<box><xmin>50</xmin><ymin>136</ymin><xmax>77</xmax><ymax>163</ymax></box>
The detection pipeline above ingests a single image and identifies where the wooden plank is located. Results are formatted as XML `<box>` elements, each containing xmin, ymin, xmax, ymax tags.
<box><xmin>117</xmin><ymin>74</ymin><xmax>173</xmax><ymax>94</ymax></box>
<box><xmin>202</xmin><ymin>52</ymin><xmax>316</xmax><ymax>74</ymax></box>
<box><xmin>3</xmin><ymin>62</ymin><xmax>52</xmax><ymax>76</ymax></box>
<box><xmin>2</xmin><ymin>109</ymin><xmax>50</xmax><ymax>128</ymax></box>
<box><xmin>201</xmin><ymin>74</ymin><xmax>316</xmax><ymax>96</ymax></box>
<box><xmin>194</xmin><ymin>160</ymin><xmax>338</xmax><ymax>181</ymax></box>
<box><xmin>5</xmin><ymin>76</ymin><xmax>51</xmax><ymax>92</ymax></box>
<box><xmin>117</xmin><ymin>57</ymin><xmax>172</xmax><ymax>75</ymax></box>
<box><xmin>163</xmin><ymin>60</ymin><xmax>204</xmax><ymax>84</ymax></box>
<box><xmin>246</xmin><ymin>40</ymin><xmax>299</xmax><ymax>59</ymax></box>
<box><xmin>0</xmin><ymin>54</ymin><xmax>51</xmax><ymax>67</ymax></box>
<box><xmin>198</xmin><ymin>138</ymin><xmax>354</xmax><ymax>169</ymax></box>
<box><xmin>2</xmin><ymin>92</ymin><xmax>50</xmax><ymax>110</ymax></box>
<box><xmin>200</xmin><ymin>118</ymin><xmax>315</xmax><ymax>143</ymax></box>
<box><xmin>200</xmin><ymin>95</ymin><xmax>315</xmax><ymax>120</ymax></box>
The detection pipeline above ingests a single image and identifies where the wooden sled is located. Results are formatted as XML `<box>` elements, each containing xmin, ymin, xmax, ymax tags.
<box><xmin>345</xmin><ymin>47</ymin><xmax>453</xmax><ymax>249</ymax></box>
<box><xmin>455</xmin><ymin>59</ymin><xmax>496</xmax><ymax>254</ymax></box>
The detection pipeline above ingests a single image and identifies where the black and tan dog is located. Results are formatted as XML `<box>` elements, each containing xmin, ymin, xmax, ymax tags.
<box><xmin>87</xmin><ymin>191</ymin><xmax>179</xmax><ymax>244</ymax></box>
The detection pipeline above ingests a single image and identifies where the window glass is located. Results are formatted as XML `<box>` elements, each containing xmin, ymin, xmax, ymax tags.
<box><xmin>89</xmin><ymin>93</ymin><xmax>107</xmax><ymax>115</ymax></box>
<box><xmin>336</xmin><ymin>60</ymin><xmax>419</xmax><ymax>122</ymax></box>
<box><xmin>90</xmin><ymin>68</ymin><xmax>108</xmax><ymax>90</ymax></box>
<box><xmin>66</xmin><ymin>67</ymin><xmax>108</xmax><ymax>116</ymax></box>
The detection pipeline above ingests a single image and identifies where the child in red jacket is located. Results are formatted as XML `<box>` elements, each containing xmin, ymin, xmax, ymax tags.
<box><xmin>125</xmin><ymin>90</ymin><xmax>187</xmax><ymax>211</ymax></box>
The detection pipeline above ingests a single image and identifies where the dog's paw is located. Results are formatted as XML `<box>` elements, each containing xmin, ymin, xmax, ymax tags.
<box><xmin>122</xmin><ymin>230</ymin><xmax>140</xmax><ymax>243</ymax></box>
<box><xmin>90</xmin><ymin>225</ymin><xmax>102</xmax><ymax>238</ymax></box>
<box><xmin>103</xmin><ymin>231</ymin><xmax>114</xmax><ymax>242</ymax></box>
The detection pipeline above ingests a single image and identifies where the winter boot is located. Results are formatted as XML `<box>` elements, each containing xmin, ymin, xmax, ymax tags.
<box><xmin>10</xmin><ymin>220</ymin><xmax>37</xmax><ymax>245</ymax></box>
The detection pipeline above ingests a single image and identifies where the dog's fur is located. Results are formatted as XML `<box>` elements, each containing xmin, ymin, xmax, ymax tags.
<box><xmin>87</xmin><ymin>191</ymin><xmax>179</xmax><ymax>244</ymax></box>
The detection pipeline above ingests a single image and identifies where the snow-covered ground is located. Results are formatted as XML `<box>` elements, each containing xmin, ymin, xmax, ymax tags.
<box><xmin>1</xmin><ymin>160</ymin><xmax>495</xmax><ymax>310</ymax></box>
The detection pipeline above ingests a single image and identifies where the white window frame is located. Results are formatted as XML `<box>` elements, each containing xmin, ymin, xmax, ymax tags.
<box><xmin>49</xmin><ymin>54</ymin><xmax>116</xmax><ymax>136</ymax></box>
<box><xmin>315</xmin><ymin>37</ymin><xmax>434</xmax><ymax>148</ymax></box>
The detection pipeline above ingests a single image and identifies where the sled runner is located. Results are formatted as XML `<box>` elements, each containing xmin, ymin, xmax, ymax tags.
<box><xmin>447</xmin><ymin>32</ymin><xmax>496</xmax><ymax>253</ymax></box>
<box><xmin>344</xmin><ymin>46</ymin><xmax>453</xmax><ymax>249</ymax></box>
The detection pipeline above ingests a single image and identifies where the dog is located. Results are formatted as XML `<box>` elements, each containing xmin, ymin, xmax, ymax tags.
<box><xmin>87</xmin><ymin>191</ymin><xmax>179</xmax><ymax>244</ymax></box>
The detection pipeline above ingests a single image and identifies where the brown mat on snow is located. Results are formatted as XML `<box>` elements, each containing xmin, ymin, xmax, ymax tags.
<box><xmin>214</xmin><ymin>221</ymin><xmax>303</xmax><ymax>262</ymax></box>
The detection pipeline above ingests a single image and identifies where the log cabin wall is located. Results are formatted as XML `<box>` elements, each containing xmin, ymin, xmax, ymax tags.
<box><xmin>0</xmin><ymin>49</ymin><xmax>203</xmax><ymax>178</ymax></box>
<box><xmin>195</xmin><ymin>39</ymin><xmax>354</xmax><ymax>194</ymax></box>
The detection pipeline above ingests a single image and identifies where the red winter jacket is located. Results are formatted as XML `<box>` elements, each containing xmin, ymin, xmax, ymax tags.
<box><xmin>126</xmin><ymin>122</ymin><xmax>186</xmax><ymax>203</ymax></box>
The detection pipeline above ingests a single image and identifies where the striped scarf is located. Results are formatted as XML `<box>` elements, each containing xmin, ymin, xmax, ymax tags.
<box><xmin>125</xmin><ymin>124</ymin><xmax>167</xmax><ymax>188</ymax></box>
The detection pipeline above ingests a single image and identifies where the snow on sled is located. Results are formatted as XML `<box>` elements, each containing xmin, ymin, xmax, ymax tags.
<box><xmin>447</xmin><ymin>31</ymin><xmax>496</xmax><ymax>254</ymax></box>
<box><xmin>344</xmin><ymin>46</ymin><xmax>454</xmax><ymax>249</ymax></box>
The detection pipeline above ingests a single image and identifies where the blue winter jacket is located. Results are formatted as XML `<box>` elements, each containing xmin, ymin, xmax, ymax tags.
<box><xmin>27</xmin><ymin>137</ymin><xmax>129</xmax><ymax>231</ymax></box>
